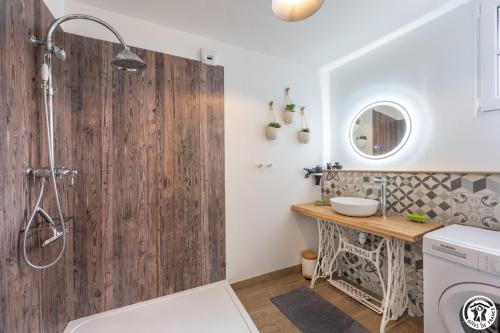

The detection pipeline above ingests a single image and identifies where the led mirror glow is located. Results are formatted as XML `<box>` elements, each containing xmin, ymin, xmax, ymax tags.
<box><xmin>272</xmin><ymin>0</ymin><xmax>325</xmax><ymax>22</ymax></box>
<box><xmin>349</xmin><ymin>101</ymin><xmax>411</xmax><ymax>160</ymax></box>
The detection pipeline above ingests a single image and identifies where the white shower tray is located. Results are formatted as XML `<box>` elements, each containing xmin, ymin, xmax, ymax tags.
<box><xmin>64</xmin><ymin>280</ymin><xmax>259</xmax><ymax>333</ymax></box>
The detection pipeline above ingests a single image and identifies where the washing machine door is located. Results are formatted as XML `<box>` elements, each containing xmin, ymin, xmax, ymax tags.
<box><xmin>439</xmin><ymin>283</ymin><xmax>500</xmax><ymax>333</ymax></box>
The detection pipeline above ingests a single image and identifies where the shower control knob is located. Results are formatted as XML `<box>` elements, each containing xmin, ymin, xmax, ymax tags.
<box><xmin>54</xmin><ymin>167</ymin><xmax>78</xmax><ymax>185</ymax></box>
<box><xmin>56</xmin><ymin>167</ymin><xmax>70</xmax><ymax>177</ymax></box>
<box><xmin>70</xmin><ymin>170</ymin><xmax>78</xmax><ymax>186</ymax></box>
<box><xmin>25</xmin><ymin>166</ymin><xmax>34</xmax><ymax>177</ymax></box>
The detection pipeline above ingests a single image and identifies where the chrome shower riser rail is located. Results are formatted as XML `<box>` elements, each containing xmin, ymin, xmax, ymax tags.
<box><xmin>23</xmin><ymin>51</ymin><xmax>68</xmax><ymax>270</ymax></box>
<box><xmin>24</xmin><ymin>14</ymin><xmax>145</xmax><ymax>270</ymax></box>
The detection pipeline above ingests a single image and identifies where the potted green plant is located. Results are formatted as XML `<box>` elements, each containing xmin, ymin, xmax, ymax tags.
<box><xmin>352</xmin><ymin>119</ymin><xmax>361</xmax><ymax>133</ymax></box>
<box><xmin>298</xmin><ymin>127</ymin><xmax>310</xmax><ymax>144</ymax></box>
<box><xmin>283</xmin><ymin>103</ymin><xmax>296</xmax><ymax>124</ymax></box>
<box><xmin>267</xmin><ymin>122</ymin><xmax>282</xmax><ymax>140</ymax></box>
<box><xmin>356</xmin><ymin>135</ymin><xmax>367</xmax><ymax>148</ymax></box>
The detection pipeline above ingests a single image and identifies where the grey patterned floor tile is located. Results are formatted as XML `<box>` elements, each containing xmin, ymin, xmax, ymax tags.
<box><xmin>410</xmin><ymin>173</ymin><xmax>452</xmax><ymax>222</ymax></box>
<box><xmin>342</xmin><ymin>183</ymin><xmax>365</xmax><ymax>197</ymax></box>
<box><xmin>486</xmin><ymin>175</ymin><xmax>500</xmax><ymax>195</ymax></box>
<box><xmin>387</xmin><ymin>173</ymin><xmax>416</xmax><ymax>214</ymax></box>
<box><xmin>396</xmin><ymin>173</ymin><xmax>415</xmax><ymax>189</ymax></box>
<box><xmin>325</xmin><ymin>171</ymin><xmax>340</xmax><ymax>182</ymax></box>
<box><xmin>341</xmin><ymin>171</ymin><xmax>358</xmax><ymax>185</ymax></box>
<box><xmin>388</xmin><ymin>193</ymin><xmax>414</xmax><ymax>214</ymax></box>
<box><xmin>412</xmin><ymin>188</ymin><xmax>451</xmax><ymax>221</ymax></box>
<box><xmin>452</xmin><ymin>174</ymin><xmax>495</xmax><ymax>194</ymax></box>
<box><xmin>411</xmin><ymin>173</ymin><xmax>451</xmax><ymax>191</ymax></box>
<box><xmin>452</xmin><ymin>191</ymin><xmax>500</xmax><ymax>230</ymax></box>
<box><xmin>451</xmin><ymin>174</ymin><xmax>462</xmax><ymax>191</ymax></box>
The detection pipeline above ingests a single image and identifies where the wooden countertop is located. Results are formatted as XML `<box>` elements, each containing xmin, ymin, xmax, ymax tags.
<box><xmin>292</xmin><ymin>203</ymin><xmax>442</xmax><ymax>243</ymax></box>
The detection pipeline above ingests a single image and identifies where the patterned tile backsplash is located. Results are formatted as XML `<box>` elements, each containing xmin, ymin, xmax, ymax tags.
<box><xmin>451</xmin><ymin>174</ymin><xmax>500</xmax><ymax>230</ymax></box>
<box><xmin>322</xmin><ymin>171</ymin><xmax>500</xmax><ymax>317</ymax></box>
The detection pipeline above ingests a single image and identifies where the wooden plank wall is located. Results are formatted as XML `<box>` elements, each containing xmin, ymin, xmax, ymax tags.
<box><xmin>373</xmin><ymin>110</ymin><xmax>405</xmax><ymax>156</ymax></box>
<box><xmin>0</xmin><ymin>0</ymin><xmax>225</xmax><ymax>332</ymax></box>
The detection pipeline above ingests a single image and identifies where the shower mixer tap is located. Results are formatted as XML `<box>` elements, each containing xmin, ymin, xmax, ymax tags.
<box><xmin>373</xmin><ymin>177</ymin><xmax>388</xmax><ymax>219</ymax></box>
<box><xmin>30</xmin><ymin>36</ymin><xmax>66</xmax><ymax>61</ymax></box>
<box><xmin>56</xmin><ymin>167</ymin><xmax>78</xmax><ymax>186</ymax></box>
<box><xmin>26</xmin><ymin>166</ymin><xmax>78</xmax><ymax>186</ymax></box>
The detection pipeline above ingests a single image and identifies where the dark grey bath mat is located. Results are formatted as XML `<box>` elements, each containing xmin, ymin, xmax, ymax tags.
<box><xmin>271</xmin><ymin>287</ymin><xmax>370</xmax><ymax>333</ymax></box>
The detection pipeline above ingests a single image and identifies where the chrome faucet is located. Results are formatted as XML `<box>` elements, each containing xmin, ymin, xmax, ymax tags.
<box><xmin>374</xmin><ymin>177</ymin><xmax>388</xmax><ymax>218</ymax></box>
<box><xmin>26</xmin><ymin>166</ymin><xmax>78</xmax><ymax>186</ymax></box>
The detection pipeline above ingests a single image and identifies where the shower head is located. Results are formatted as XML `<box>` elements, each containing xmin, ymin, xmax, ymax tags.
<box><xmin>112</xmin><ymin>48</ymin><xmax>146</xmax><ymax>72</ymax></box>
<box><xmin>44</xmin><ymin>14</ymin><xmax>147</xmax><ymax>72</ymax></box>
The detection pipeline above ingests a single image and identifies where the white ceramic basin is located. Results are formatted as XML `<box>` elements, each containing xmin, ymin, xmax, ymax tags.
<box><xmin>329</xmin><ymin>197</ymin><xmax>379</xmax><ymax>217</ymax></box>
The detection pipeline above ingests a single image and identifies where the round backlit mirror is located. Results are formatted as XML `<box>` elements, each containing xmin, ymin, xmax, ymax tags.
<box><xmin>350</xmin><ymin>101</ymin><xmax>411</xmax><ymax>159</ymax></box>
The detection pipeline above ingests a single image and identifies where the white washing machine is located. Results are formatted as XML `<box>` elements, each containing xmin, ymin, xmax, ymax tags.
<box><xmin>424</xmin><ymin>224</ymin><xmax>500</xmax><ymax>333</ymax></box>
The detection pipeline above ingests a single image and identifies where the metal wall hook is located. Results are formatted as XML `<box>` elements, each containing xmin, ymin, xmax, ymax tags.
<box><xmin>268</xmin><ymin>101</ymin><xmax>278</xmax><ymax>124</ymax></box>
<box><xmin>285</xmin><ymin>87</ymin><xmax>294</xmax><ymax>107</ymax></box>
<box><xmin>30</xmin><ymin>35</ymin><xmax>45</xmax><ymax>47</ymax></box>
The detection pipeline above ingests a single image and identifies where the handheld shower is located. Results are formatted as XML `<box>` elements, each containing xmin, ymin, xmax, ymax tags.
<box><xmin>24</xmin><ymin>14</ymin><xmax>146</xmax><ymax>270</ymax></box>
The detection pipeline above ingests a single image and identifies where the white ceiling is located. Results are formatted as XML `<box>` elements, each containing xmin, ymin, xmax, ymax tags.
<box><xmin>71</xmin><ymin>0</ymin><xmax>451</xmax><ymax>67</ymax></box>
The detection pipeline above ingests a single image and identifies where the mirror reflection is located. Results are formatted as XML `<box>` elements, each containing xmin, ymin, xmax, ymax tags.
<box><xmin>350</xmin><ymin>102</ymin><xmax>410</xmax><ymax>159</ymax></box>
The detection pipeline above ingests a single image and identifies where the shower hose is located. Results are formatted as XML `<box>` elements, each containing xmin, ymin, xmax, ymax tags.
<box><xmin>23</xmin><ymin>55</ymin><xmax>66</xmax><ymax>270</ymax></box>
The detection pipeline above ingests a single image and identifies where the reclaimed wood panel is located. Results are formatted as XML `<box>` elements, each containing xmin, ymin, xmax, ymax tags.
<box><xmin>0</xmin><ymin>0</ymin><xmax>225</xmax><ymax>331</ymax></box>
<box><xmin>0</xmin><ymin>0</ymin><xmax>8</xmax><ymax>331</ymax></box>
<box><xmin>200</xmin><ymin>65</ymin><xmax>226</xmax><ymax>283</ymax></box>
<box><xmin>0</xmin><ymin>0</ymin><xmax>41</xmax><ymax>332</ymax></box>
<box><xmin>99</xmin><ymin>40</ymin><xmax>116</xmax><ymax>313</ymax></box>
<box><xmin>158</xmin><ymin>53</ymin><xmax>177</xmax><ymax>296</ymax></box>
<box><xmin>372</xmin><ymin>110</ymin><xmax>405</xmax><ymax>156</ymax></box>
<box><xmin>62</xmin><ymin>34</ymin><xmax>225</xmax><ymax>314</ymax></box>
<box><xmin>0</xmin><ymin>1</ymin><xmax>5</xmax><ymax>324</ymax></box>
<box><xmin>172</xmin><ymin>57</ymin><xmax>203</xmax><ymax>292</ymax></box>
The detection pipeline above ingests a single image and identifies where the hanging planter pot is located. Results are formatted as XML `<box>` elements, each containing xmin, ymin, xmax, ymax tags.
<box><xmin>283</xmin><ymin>88</ymin><xmax>296</xmax><ymax>125</ymax></box>
<box><xmin>266</xmin><ymin>101</ymin><xmax>281</xmax><ymax>140</ymax></box>
<box><xmin>356</xmin><ymin>136</ymin><xmax>367</xmax><ymax>148</ymax></box>
<box><xmin>283</xmin><ymin>104</ymin><xmax>296</xmax><ymax>124</ymax></box>
<box><xmin>267</xmin><ymin>122</ymin><xmax>281</xmax><ymax>140</ymax></box>
<box><xmin>298</xmin><ymin>129</ymin><xmax>311</xmax><ymax>144</ymax></box>
<box><xmin>298</xmin><ymin>106</ymin><xmax>311</xmax><ymax>144</ymax></box>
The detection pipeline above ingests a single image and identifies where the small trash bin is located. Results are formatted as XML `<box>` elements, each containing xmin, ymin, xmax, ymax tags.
<box><xmin>301</xmin><ymin>250</ymin><xmax>317</xmax><ymax>279</ymax></box>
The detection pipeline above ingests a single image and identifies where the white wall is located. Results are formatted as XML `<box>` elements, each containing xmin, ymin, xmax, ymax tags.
<box><xmin>45</xmin><ymin>0</ymin><xmax>321</xmax><ymax>282</ymax></box>
<box><xmin>330</xmin><ymin>1</ymin><xmax>500</xmax><ymax>171</ymax></box>
<box><xmin>43</xmin><ymin>0</ymin><xmax>64</xmax><ymax>17</ymax></box>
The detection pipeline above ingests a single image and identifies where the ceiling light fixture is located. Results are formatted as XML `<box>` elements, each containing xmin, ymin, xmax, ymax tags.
<box><xmin>272</xmin><ymin>0</ymin><xmax>325</xmax><ymax>22</ymax></box>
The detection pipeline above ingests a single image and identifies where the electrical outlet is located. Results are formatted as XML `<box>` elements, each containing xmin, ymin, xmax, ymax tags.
<box><xmin>200</xmin><ymin>49</ymin><xmax>217</xmax><ymax>66</ymax></box>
